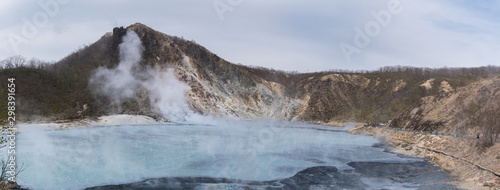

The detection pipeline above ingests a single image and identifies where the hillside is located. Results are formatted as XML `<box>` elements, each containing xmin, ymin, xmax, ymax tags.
<box><xmin>350</xmin><ymin>77</ymin><xmax>500</xmax><ymax>188</ymax></box>
<box><xmin>0</xmin><ymin>23</ymin><xmax>499</xmax><ymax>124</ymax></box>
<box><xmin>390</xmin><ymin>77</ymin><xmax>500</xmax><ymax>145</ymax></box>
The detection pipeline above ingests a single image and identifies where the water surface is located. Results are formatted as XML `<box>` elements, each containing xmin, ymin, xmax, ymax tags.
<box><xmin>14</xmin><ymin>122</ymin><xmax>459</xmax><ymax>189</ymax></box>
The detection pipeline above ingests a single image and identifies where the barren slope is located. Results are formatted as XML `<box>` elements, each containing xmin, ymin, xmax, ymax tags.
<box><xmin>390</xmin><ymin>77</ymin><xmax>500</xmax><ymax>137</ymax></box>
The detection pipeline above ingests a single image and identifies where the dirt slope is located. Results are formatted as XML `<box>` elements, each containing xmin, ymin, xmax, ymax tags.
<box><xmin>390</xmin><ymin>77</ymin><xmax>500</xmax><ymax>138</ymax></box>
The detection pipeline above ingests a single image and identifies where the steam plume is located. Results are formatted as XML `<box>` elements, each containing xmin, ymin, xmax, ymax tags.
<box><xmin>89</xmin><ymin>30</ymin><xmax>192</xmax><ymax>122</ymax></box>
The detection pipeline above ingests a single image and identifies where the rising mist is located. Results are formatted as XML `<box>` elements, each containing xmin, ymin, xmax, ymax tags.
<box><xmin>89</xmin><ymin>31</ymin><xmax>192</xmax><ymax>122</ymax></box>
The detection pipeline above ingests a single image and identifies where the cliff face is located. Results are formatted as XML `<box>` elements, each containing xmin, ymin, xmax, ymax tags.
<box><xmin>117</xmin><ymin>24</ymin><xmax>299</xmax><ymax>120</ymax></box>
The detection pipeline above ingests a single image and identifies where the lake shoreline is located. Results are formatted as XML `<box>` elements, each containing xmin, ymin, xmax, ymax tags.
<box><xmin>17</xmin><ymin>114</ymin><xmax>169</xmax><ymax>131</ymax></box>
<box><xmin>348</xmin><ymin>126</ymin><xmax>500</xmax><ymax>190</ymax></box>
<box><xmin>18</xmin><ymin>114</ymin><xmax>356</xmax><ymax>131</ymax></box>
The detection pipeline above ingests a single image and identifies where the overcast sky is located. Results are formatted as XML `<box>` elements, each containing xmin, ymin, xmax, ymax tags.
<box><xmin>1</xmin><ymin>0</ymin><xmax>499</xmax><ymax>72</ymax></box>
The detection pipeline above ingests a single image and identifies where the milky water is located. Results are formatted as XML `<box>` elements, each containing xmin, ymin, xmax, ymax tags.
<box><xmin>12</xmin><ymin>122</ymin><xmax>457</xmax><ymax>190</ymax></box>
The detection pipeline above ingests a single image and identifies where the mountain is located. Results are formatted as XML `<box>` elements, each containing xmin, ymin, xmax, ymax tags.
<box><xmin>1</xmin><ymin>23</ymin><xmax>499</xmax><ymax>125</ymax></box>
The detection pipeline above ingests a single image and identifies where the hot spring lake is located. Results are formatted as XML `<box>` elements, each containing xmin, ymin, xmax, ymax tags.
<box><xmin>12</xmin><ymin>122</ymin><xmax>459</xmax><ymax>190</ymax></box>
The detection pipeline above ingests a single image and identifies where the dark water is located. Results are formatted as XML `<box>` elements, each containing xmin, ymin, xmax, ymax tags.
<box><xmin>86</xmin><ymin>162</ymin><xmax>459</xmax><ymax>190</ymax></box>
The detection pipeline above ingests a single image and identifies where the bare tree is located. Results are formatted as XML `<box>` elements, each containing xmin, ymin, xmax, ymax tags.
<box><xmin>466</xmin><ymin>103</ymin><xmax>500</xmax><ymax>147</ymax></box>
<box><xmin>0</xmin><ymin>159</ymin><xmax>26</xmax><ymax>189</ymax></box>
<box><xmin>0</xmin><ymin>56</ymin><xmax>27</xmax><ymax>69</ymax></box>
<box><xmin>480</xmin><ymin>106</ymin><xmax>500</xmax><ymax>146</ymax></box>
<box><xmin>8</xmin><ymin>56</ymin><xmax>26</xmax><ymax>68</ymax></box>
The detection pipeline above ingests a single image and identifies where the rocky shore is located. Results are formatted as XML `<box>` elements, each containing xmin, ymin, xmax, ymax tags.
<box><xmin>349</xmin><ymin>126</ymin><xmax>500</xmax><ymax>190</ymax></box>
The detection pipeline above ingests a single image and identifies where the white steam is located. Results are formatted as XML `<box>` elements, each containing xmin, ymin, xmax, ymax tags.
<box><xmin>89</xmin><ymin>30</ymin><xmax>192</xmax><ymax>122</ymax></box>
<box><xmin>144</xmin><ymin>68</ymin><xmax>192</xmax><ymax>121</ymax></box>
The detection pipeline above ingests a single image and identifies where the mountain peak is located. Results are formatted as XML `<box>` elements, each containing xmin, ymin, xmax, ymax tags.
<box><xmin>126</xmin><ymin>23</ymin><xmax>159</xmax><ymax>35</ymax></box>
<box><xmin>107</xmin><ymin>23</ymin><xmax>186</xmax><ymax>66</ymax></box>
<box><xmin>127</xmin><ymin>22</ymin><xmax>150</xmax><ymax>29</ymax></box>
<box><xmin>111</xmin><ymin>23</ymin><xmax>163</xmax><ymax>40</ymax></box>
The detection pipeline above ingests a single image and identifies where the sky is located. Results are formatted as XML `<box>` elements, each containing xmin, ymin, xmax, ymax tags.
<box><xmin>0</xmin><ymin>0</ymin><xmax>499</xmax><ymax>72</ymax></box>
